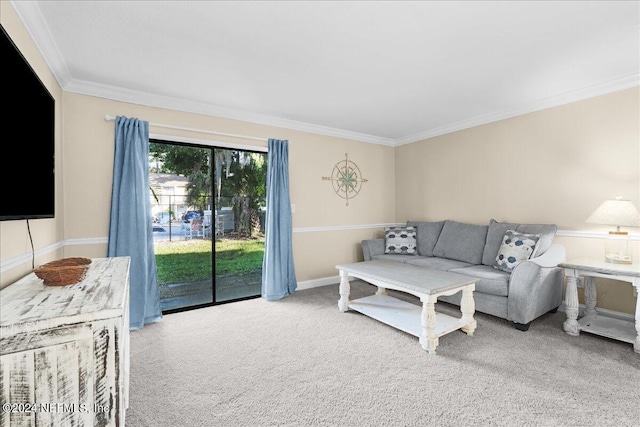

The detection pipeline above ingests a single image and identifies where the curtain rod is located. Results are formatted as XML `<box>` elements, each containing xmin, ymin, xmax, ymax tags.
<box><xmin>104</xmin><ymin>115</ymin><xmax>268</xmax><ymax>142</ymax></box>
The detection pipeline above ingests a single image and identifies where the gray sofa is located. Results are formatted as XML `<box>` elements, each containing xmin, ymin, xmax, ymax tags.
<box><xmin>361</xmin><ymin>219</ymin><xmax>566</xmax><ymax>331</ymax></box>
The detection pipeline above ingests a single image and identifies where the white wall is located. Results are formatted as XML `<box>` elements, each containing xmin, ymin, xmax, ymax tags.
<box><xmin>395</xmin><ymin>87</ymin><xmax>640</xmax><ymax>314</ymax></box>
<box><xmin>0</xmin><ymin>2</ymin><xmax>65</xmax><ymax>286</ymax></box>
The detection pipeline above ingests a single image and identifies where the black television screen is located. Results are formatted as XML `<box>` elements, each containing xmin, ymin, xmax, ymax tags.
<box><xmin>0</xmin><ymin>25</ymin><xmax>55</xmax><ymax>221</ymax></box>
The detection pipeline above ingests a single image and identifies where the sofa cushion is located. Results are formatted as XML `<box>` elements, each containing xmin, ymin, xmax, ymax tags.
<box><xmin>482</xmin><ymin>219</ymin><xmax>519</xmax><ymax>266</ymax></box>
<box><xmin>406</xmin><ymin>220</ymin><xmax>445</xmax><ymax>257</ymax></box>
<box><xmin>406</xmin><ymin>257</ymin><xmax>474</xmax><ymax>271</ymax></box>
<box><xmin>451</xmin><ymin>265</ymin><xmax>511</xmax><ymax>297</ymax></box>
<box><xmin>371</xmin><ymin>254</ymin><xmax>428</xmax><ymax>263</ymax></box>
<box><xmin>495</xmin><ymin>230</ymin><xmax>540</xmax><ymax>273</ymax></box>
<box><xmin>432</xmin><ymin>220</ymin><xmax>488</xmax><ymax>265</ymax></box>
<box><xmin>516</xmin><ymin>223</ymin><xmax>557</xmax><ymax>255</ymax></box>
<box><xmin>384</xmin><ymin>226</ymin><xmax>417</xmax><ymax>255</ymax></box>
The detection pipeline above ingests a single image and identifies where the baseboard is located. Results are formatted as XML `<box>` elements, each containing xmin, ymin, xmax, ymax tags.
<box><xmin>296</xmin><ymin>275</ymin><xmax>344</xmax><ymax>291</ymax></box>
<box><xmin>296</xmin><ymin>274</ymin><xmax>361</xmax><ymax>291</ymax></box>
<box><xmin>557</xmin><ymin>303</ymin><xmax>635</xmax><ymax>322</ymax></box>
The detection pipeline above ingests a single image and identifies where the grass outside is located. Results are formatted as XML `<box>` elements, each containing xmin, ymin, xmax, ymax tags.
<box><xmin>154</xmin><ymin>238</ymin><xmax>264</xmax><ymax>286</ymax></box>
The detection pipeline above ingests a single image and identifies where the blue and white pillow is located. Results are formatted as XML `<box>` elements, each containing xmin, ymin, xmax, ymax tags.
<box><xmin>384</xmin><ymin>226</ymin><xmax>417</xmax><ymax>255</ymax></box>
<box><xmin>495</xmin><ymin>230</ymin><xmax>540</xmax><ymax>273</ymax></box>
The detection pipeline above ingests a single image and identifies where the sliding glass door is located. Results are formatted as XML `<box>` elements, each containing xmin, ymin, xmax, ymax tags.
<box><xmin>149</xmin><ymin>140</ymin><xmax>266</xmax><ymax>312</ymax></box>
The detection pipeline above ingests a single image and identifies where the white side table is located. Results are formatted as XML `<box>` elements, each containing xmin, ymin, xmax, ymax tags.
<box><xmin>560</xmin><ymin>258</ymin><xmax>640</xmax><ymax>353</ymax></box>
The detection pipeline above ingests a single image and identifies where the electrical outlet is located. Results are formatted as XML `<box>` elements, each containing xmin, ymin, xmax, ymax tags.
<box><xmin>290</xmin><ymin>204</ymin><xmax>296</xmax><ymax>213</ymax></box>
<box><xmin>634</xmin><ymin>287</ymin><xmax>638</xmax><ymax>298</ymax></box>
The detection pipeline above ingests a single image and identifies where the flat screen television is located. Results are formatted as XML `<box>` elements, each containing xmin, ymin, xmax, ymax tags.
<box><xmin>0</xmin><ymin>24</ymin><xmax>55</xmax><ymax>221</ymax></box>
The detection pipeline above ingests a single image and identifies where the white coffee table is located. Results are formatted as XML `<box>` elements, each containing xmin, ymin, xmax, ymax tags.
<box><xmin>336</xmin><ymin>260</ymin><xmax>477</xmax><ymax>355</ymax></box>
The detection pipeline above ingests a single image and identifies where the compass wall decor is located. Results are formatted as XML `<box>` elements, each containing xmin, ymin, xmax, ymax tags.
<box><xmin>322</xmin><ymin>153</ymin><xmax>368</xmax><ymax>206</ymax></box>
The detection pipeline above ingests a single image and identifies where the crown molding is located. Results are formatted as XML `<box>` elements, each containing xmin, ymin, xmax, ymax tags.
<box><xmin>64</xmin><ymin>79</ymin><xmax>397</xmax><ymax>146</ymax></box>
<box><xmin>13</xmin><ymin>1</ymin><xmax>639</xmax><ymax>148</ymax></box>
<box><xmin>12</xmin><ymin>1</ymin><xmax>394</xmax><ymax>146</ymax></box>
<box><xmin>63</xmin><ymin>74</ymin><xmax>640</xmax><ymax>147</ymax></box>
<box><xmin>10</xmin><ymin>0</ymin><xmax>73</xmax><ymax>89</ymax></box>
<box><xmin>394</xmin><ymin>75</ymin><xmax>640</xmax><ymax>146</ymax></box>
<box><xmin>58</xmin><ymin>70</ymin><xmax>640</xmax><ymax>150</ymax></box>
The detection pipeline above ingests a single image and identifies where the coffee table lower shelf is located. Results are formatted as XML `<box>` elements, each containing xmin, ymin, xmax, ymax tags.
<box><xmin>349</xmin><ymin>294</ymin><xmax>467</xmax><ymax>338</ymax></box>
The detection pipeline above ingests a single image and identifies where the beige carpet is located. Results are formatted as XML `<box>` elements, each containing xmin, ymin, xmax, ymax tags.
<box><xmin>127</xmin><ymin>280</ymin><xmax>640</xmax><ymax>426</ymax></box>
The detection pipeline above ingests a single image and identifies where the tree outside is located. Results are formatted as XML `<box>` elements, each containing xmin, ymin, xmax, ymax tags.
<box><xmin>150</xmin><ymin>143</ymin><xmax>266</xmax><ymax>237</ymax></box>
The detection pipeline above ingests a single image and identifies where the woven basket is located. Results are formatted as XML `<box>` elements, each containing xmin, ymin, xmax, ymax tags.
<box><xmin>35</xmin><ymin>257</ymin><xmax>92</xmax><ymax>286</ymax></box>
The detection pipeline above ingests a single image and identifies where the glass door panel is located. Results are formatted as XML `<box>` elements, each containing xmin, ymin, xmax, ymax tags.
<box><xmin>150</xmin><ymin>142</ymin><xmax>214</xmax><ymax>312</ymax></box>
<box><xmin>213</xmin><ymin>148</ymin><xmax>266</xmax><ymax>302</ymax></box>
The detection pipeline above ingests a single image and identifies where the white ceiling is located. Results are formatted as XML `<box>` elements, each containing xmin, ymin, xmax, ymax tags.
<box><xmin>12</xmin><ymin>1</ymin><xmax>640</xmax><ymax>146</ymax></box>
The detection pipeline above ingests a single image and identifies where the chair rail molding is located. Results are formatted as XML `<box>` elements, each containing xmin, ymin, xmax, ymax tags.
<box><xmin>0</xmin><ymin>241</ymin><xmax>65</xmax><ymax>273</ymax></box>
<box><xmin>556</xmin><ymin>230</ymin><xmax>640</xmax><ymax>240</ymax></box>
<box><xmin>0</xmin><ymin>238</ymin><xmax>106</xmax><ymax>273</ymax></box>
<box><xmin>292</xmin><ymin>223</ymin><xmax>401</xmax><ymax>233</ymax></box>
<box><xmin>2</xmin><ymin>230</ymin><xmax>637</xmax><ymax>273</ymax></box>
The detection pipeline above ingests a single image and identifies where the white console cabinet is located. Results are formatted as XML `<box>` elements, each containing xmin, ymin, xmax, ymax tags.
<box><xmin>0</xmin><ymin>257</ymin><xmax>131</xmax><ymax>426</ymax></box>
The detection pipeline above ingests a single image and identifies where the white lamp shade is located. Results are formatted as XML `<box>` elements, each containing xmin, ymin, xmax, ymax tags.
<box><xmin>586</xmin><ymin>198</ymin><xmax>640</xmax><ymax>227</ymax></box>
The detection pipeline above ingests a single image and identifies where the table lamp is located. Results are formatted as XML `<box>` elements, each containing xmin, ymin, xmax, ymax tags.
<box><xmin>586</xmin><ymin>195</ymin><xmax>640</xmax><ymax>264</ymax></box>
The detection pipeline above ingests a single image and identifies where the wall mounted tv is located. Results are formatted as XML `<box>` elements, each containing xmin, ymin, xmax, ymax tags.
<box><xmin>0</xmin><ymin>25</ymin><xmax>55</xmax><ymax>221</ymax></box>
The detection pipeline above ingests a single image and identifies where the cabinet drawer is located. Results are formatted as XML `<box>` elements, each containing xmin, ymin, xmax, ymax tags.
<box><xmin>1</xmin><ymin>325</ymin><xmax>92</xmax><ymax>356</ymax></box>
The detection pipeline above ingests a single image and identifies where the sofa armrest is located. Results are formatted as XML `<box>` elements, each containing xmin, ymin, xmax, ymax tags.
<box><xmin>507</xmin><ymin>261</ymin><xmax>564</xmax><ymax>325</ymax></box>
<box><xmin>530</xmin><ymin>243</ymin><xmax>566</xmax><ymax>268</ymax></box>
<box><xmin>361</xmin><ymin>239</ymin><xmax>385</xmax><ymax>261</ymax></box>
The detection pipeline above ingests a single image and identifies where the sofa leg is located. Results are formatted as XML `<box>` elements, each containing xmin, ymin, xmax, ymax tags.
<box><xmin>548</xmin><ymin>306</ymin><xmax>559</xmax><ymax>314</ymax></box>
<box><xmin>513</xmin><ymin>322</ymin><xmax>531</xmax><ymax>331</ymax></box>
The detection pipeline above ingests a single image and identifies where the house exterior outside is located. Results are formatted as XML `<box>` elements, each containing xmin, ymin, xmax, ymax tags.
<box><xmin>149</xmin><ymin>172</ymin><xmax>190</xmax><ymax>223</ymax></box>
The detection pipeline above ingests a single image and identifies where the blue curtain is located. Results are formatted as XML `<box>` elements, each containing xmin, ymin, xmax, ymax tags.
<box><xmin>107</xmin><ymin>116</ymin><xmax>162</xmax><ymax>330</ymax></box>
<box><xmin>262</xmin><ymin>139</ymin><xmax>297</xmax><ymax>300</ymax></box>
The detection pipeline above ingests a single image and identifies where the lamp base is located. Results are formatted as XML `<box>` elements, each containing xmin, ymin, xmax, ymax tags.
<box><xmin>604</xmin><ymin>253</ymin><xmax>633</xmax><ymax>264</ymax></box>
<box><xmin>604</xmin><ymin>231</ymin><xmax>632</xmax><ymax>264</ymax></box>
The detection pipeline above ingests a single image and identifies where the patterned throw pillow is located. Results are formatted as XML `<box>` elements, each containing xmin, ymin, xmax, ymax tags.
<box><xmin>494</xmin><ymin>230</ymin><xmax>540</xmax><ymax>273</ymax></box>
<box><xmin>384</xmin><ymin>226</ymin><xmax>417</xmax><ymax>255</ymax></box>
